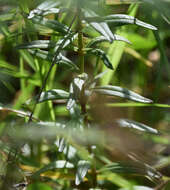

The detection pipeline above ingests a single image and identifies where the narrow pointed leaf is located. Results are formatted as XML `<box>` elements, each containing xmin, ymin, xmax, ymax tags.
<box><xmin>87</xmin><ymin>35</ymin><xmax>130</xmax><ymax>47</ymax></box>
<box><xmin>84</xmin><ymin>10</ymin><xmax>116</xmax><ymax>42</ymax></box>
<box><xmin>104</xmin><ymin>14</ymin><xmax>157</xmax><ymax>30</ymax></box>
<box><xmin>120</xmin><ymin>186</ymin><xmax>154</xmax><ymax>190</ymax></box>
<box><xmin>26</xmin><ymin>89</ymin><xmax>69</xmax><ymax>104</ymax></box>
<box><xmin>54</xmin><ymin>33</ymin><xmax>78</xmax><ymax>52</ymax></box>
<box><xmin>28</xmin><ymin>49</ymin><xmax>78</xmax><ymax>70</ymax></box>
<box><xmin>33</xmin><ymin>160</ymin><xmax>74</xmax><ymax>178</ymax></box>
<box><xmin>16</xmin><ymin>40</ymin><xmax>55</xmax><ymax>49</ymax></box>
<box><xmin>31</xmin><ymin>16</ymin><xmax>69</xmax><ymax>34</ymax></box>
<box><xmin>86</xmin><ymin>14</ymin><xmax>157</xmax><ymax>30</ymax></box>
<box><xmin>28</xmin><ymin>0</ymin><xmax>60</xmax><ymax>19</ymax></box>
<box><xmin>87</xmin><ymin>49</ymin><xmax>113</xmax><ymax>70</ymax></box>
<box><xmin>99</xmin><ymin>161</ymin><xmax>161</xmax><ymax>182</ymax></box>
<box><xmin>117</xmin><ymin>119</ymin><xmax>159</xmax><ymax>134</ymax></box>
<box><xmin>93</xmin><ymin>85</ymin><xmax>153</xmax><ymax>103</ymax></box>
<box><xmin>75</xmin><ymin>160</ymin><xmax>90</xmax><ymax>185</ymax></box>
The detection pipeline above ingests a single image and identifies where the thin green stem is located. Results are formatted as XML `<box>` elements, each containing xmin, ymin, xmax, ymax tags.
<box><xmin>77</xmin><ymin>1</ymin><xmax>85</xmax><ymax>73</ymax></box>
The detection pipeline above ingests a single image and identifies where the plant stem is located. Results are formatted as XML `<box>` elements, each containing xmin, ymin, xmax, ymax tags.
<box><xmin>77</xmin><ymin>1</ymin><xmax>84</xmax><ymax>73</ymax></box>
<box><xmin>76</xmin><ymin>3</ymin><xmax>97</xmax><ymax>187</ymax></box>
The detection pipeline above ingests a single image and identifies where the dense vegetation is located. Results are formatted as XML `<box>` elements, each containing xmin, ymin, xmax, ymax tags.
<box><xmin>0</xmin><ymin>0</ymin><xmax>170</xmax><ymax>189</ymax></box>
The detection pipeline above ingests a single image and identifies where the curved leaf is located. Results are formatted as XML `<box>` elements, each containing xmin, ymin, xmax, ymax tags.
<box><xmin>85</xmin><ymin>14</ymin><xmax>157</xmax><ymax>30</ymax></box>
<box><xmin>28</xmin><ymin>0</ymin><xmax>60</xmax><ymax>19</ymax></box>
<box><xmin>67</xmin><ymin>73</ymin><xmax>88</xmax><ymax>110</ymax></box>
<box><xmin>120</xmin><ymin>186</ymin><xmax>154</xmax><ymax>190</ymax></box>
<box><xmin>31</xmin><ymin>16</ymin><xmax>69</xmax><ymax>34</ymax></box>
<box><xmin>99</xmin><ymin>161</ymin><xmax>161</xmax><ymax>182</ymax></box>
<box><xmin>75</xmin><ymin>160</ymin><xmax>90</xmax><ymax>185</ymax></box>
<box><xmin>26</xmin><ymin>89</ymin><xmax>69</xmax><ymax>104</ymax></box>
<box><xmin>16</xmin><ymin>40</ymin><xmax>55</xmax><ymax>49</ymax></box>
<box><xmin>93</xmin><ymin>85</ymin><xmax>153</xmax><ymax>103</ymax></box>
<box><xmin>28</xmin><ymin>49</ymin><xmax>79</xmax><ymax>70</ymax></box>
<box><xmin>33</xmin><ymin>160</ymin><xmax>74</xmax><ymax>178</ymax></box>
<box><xmin>117</xmin><ymin>119</ymin><xmax>159</xmax><ymax>134</ymax></box>
<box><xmin>87</xmin><ymin>49</ymin><xmax>113</xmax><ymax>70</ymax></box>
<box><xmin>87</xmin><ymin>35</ymin><xmax>130</xmax><ymax>47</ymax></box>
<box><xmin>85</xmin><ymin>10</ymin><xmax>119</xmax><ymax>42</ymax></box>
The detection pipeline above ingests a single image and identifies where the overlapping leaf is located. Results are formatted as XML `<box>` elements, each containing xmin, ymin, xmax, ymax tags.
<box><xmin>75</xmin><ymin>160</ymin><xmax>90</xmax><ymax>185</ymax></box>
<box><xmin>87</xmin><ymin>35</ymin><xmax>131</xmax><ymax>48</ymax></box>
<box><xmin>28</xmin><ymin>49</ymin><xmax>78</xmax><ymax>70</ymax></box>
<box><xmin>32</xmin><ymin>160</ymin><xmax>74</xmax><ymax>178</ymax></box>
<box><xmin>85</xmin><ymin>14</ymin><xmax>157</xmax><ymax>30</ymax></box>
<box><xmin>26</xmin><ymin>89</ymin><xmax>69</xmax><ymax>105</ymax></box>
<box><xmin>28</xmin><ymin>0</ymin><xmax>61</xmax><ymax>19</ymax></box>
<box><xmin>67</xmin><ymin>73</ymin><xmax>88</xmax><ymax>110</ymax></box>
<box><xmin>30</xmin><ymin>16</ymin><xmax>69</xmax><ymax>34</ymax></box>
<box><xmin>87</xmin><ymin>49</ymin><xmax>113</xmax><ymax>70</ymax></box>
<box><xmin>99</xmin><ymin>161</ymin><xmax>161</xmax><ymax>182</ymax></box>
<box><xmin>84</xmin><ymin>9</ymin><xmax>120</xmax><ymax>42</ymax></box>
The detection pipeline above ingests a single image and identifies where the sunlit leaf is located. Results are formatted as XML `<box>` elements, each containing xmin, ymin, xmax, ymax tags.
<box><xmin>93</xmin><ymin>85</ymin><xmax>153</xmax><ymax>103</ymax></box>
<box><xmin>16</xmin><ymin>40</ymin><xmax>56</xmax><ymax>49</ymax></box>
<box><xmin>67</xmin><ymin>73</ymin><xmax>88</xmax><ymax>110</ymax></box>
<box><xmin>87</xmin><ymin>35</ymin><xmax>130</xmax><ymax>48</ymax></box>
<box><xmin>28</xmin><ymin>0</ymin><xmax>60</xmax><ymax>19</ymax></box>
<box><xmin>26</xmin><ymin>89</ymin><xmax>69</xmax><ymax>104</ymax></box>
<box><xmin>84</xmin><ymin>9</ymin><xmax>116</xmax><ymax>42</ymax></box>
<box><xmin>120</xmin><ymin>186</ymin><xmax>154</xmax><ymax>190</ymax></box>
<box><xmin>117</xmin><ymin>119</ymin><xmax>159</xmax><ymax>134</ymax></box>
<box><xmin>104</xmin><ymin>14</ymin><xmax>157</xmax><ymax>30</ymax></box>
<box><xmin>75</xmin><ymin>160</ymin><xmax>90</xmax><ymax>185</ymax></box>
<box><xmin>86</xmin><ymin>14</ymin><xmax>157</xmax><ymax>30</ymax></box>
<box><xmin>33</xmin><ymin>160</ymin><xmax>74</xmax><ymax>178</ymax></box>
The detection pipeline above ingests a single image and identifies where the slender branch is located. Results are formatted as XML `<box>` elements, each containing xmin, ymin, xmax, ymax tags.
<box><xmin>28</xmin><ymin>14</ymin><xmax>77</xmax><ymax>123</ymax></box>
<box><xmin>77</xmin><ymin>1</ymin><xmax>85</xmax><ymax>73</ymax></box>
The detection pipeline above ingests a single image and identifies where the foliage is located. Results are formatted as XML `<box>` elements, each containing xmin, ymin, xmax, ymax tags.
<box><xmin>0</xmin><ymin>0</ymin><xmax>170</xmax><ymax>189</ymax></box>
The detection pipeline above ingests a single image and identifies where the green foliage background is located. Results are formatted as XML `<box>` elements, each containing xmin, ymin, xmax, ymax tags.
<box><xmin>0</xmin><ymin>0</ymin><xmax>170</xmax><ymax>189</ymax></box>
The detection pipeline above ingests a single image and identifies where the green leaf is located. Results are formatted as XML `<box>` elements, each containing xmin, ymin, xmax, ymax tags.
<box><xmin>85</xmin><ymin>10</ymin><xmax>117</xmax><ymax>42</ymax></box>
<box><xmin>87</xmin><ymin>49</ymin><xmax>113</xmax><ymax>70</ymax></box>
<box><xmin>120</xmin><ymin>186</ymin><xmax>154</xmax><ymax>190</ymax></box>
<box><xmin>86</xmin><ymin>14</ymin><xmax>157</xmax><ymax>30</ymax></box>
<box><xmin>28</xmin><ymin>0</ymin><xmax>60</xmax><ymax>19</ymax></box>
<box><xmin>0</xmin><ymin>13</ymin><xmax>14</xmax><ymax>21</ymax></box>
<box><xmin>16</xmin><ymin>40</ymin><xmax>56</xmax><ymax>49</ymax></box>
<box><xmin>87</xmin><ymin>35</ymin><xmax>130</xmax><ymax>47</ymax></box>
<box><xmin>33</xmin><ymin>160</ymin><xmax>74</xmax><ymax>178</ymax></box>
<box><xmin>27</xmin><ymin>182</ymin><xmax>53</xmax><ymax>190</ymax></box>
<box><xmin>26</xmin><ymin>89</ymin><xmax>69</xmax><ymax>104</ymax></box>
<box><xmin>99</xmin><ymin>161</ymin><xmax>161</xmax><ymax>182</ymax></box>
<box><xmin>117</xmin><ymin>119</ymin><xmax>159</xmax><ymax>134</ymax></box>
<box><xmin>93</xmin><ymin>85</ymin><xmax>153</xmax><ymax>103</ymax></box>
<box><xmin>104</xmin><ymin>14</ymin><xmax>157</xmax><ymax>30</ymax></box>
<box><xmin>31</xmin><ymin>16</ymin><xmax>69</xmax><ymax>34</ymax></box>
<box><xmin>20</xmin><ymin>50</ymin><xmax>36</xmax><ymax>71</ymax></box>
<box><xmin>67</xmin><ymin>73</ymin><xmax>88</xmax><ymax>110</ymax></box>
<box><xmin>28</xmin><ymin>49</ymin><xmax>78</xmax><ymax>71</ymax></box>
<box><xmin>75</xmin><ymin>160</ymin><xmax>90</xmax><ymax>185</ymax></box>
